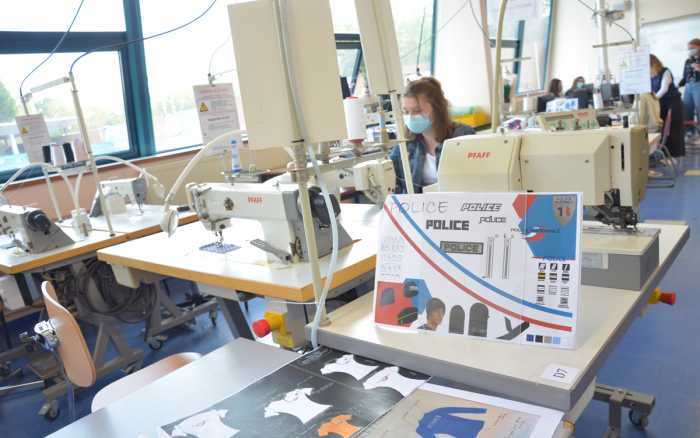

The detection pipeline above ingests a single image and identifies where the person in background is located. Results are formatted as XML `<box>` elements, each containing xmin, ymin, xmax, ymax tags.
<box><xmin>390</xmin><ymin>77</ymin><xmax>475</xmax><ymax>194</ymax></box>
<box><xmin>651</xmin><ymin>54</ymin><xmax>685</xmax><ymax>156</ymax></box>
<box><xmin>565</xmin><ymin>76</ymin><xmax>586</xmax><ymax>98</ymax></box>
<box><xmin>680</xmin><ymin>38</ymin><xmax>700</xmax><ymax>138</ymax></box>
<box><xmin>548</xmin><ymin>78</ymin><xmax>563</xmax><ymax>97</ymax></box>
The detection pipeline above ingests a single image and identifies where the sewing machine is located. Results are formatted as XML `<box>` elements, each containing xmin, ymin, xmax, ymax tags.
<box><xmin>0</xmin><ymin>205</ymin><xmax>73</xmax><ymax>254</ymax></box>
<box><xmin>90</xmin><ymin>176</ymin><xmax>148</xmax><ymax>217</ymax></box>
<box><xmin>186</xmin><ymin>182</ymin><xmax>353</xmax><ymax>264</ymax></box>
<box><xmin>434</xmin><ymin>126</ymin><xmax>657</xmax><ymax>290</ymax></box>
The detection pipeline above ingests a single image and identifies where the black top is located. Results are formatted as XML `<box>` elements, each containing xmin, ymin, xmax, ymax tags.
<box><xmin>679</xmin><ymin>57</ymin><xmax>700</xmax><ymax>87</ymax></box>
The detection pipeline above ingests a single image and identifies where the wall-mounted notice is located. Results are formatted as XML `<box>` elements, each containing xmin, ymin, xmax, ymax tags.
<box><xmin>374</xmin><ymin>192</ymin><xmax>582</xmax><ymax>349</ymax></box>
<box><xmin>619</xmin><ymin>46</ymin><xmax>651</xmax><ymax>96</ymax></box>
<box><xmin>15</xmin><ymin>114</ymin><xmax>51</xmax><ymax>164</ymax></box>
<box><xmin>193</xmin><ymin>83</ymin><xmax>242</xmax><ymax>157</ymax></box>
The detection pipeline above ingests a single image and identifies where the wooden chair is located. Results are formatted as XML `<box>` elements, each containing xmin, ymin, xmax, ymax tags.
<box><xmin>648</xmin><ymin>108</ymin><xmax>676</xmax><ymax>188</ymax></box>
<box><xmin>41</xmin><ymin>281</ymin><xmax>201</xmax><ymax>413</ymax></box>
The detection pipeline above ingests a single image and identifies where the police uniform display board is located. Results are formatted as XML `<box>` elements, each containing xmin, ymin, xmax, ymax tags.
<box><xmin>158</xmin><ymin>347</ymin><xmax>428</xmax><ymax>438</ymax></box>
<box><xmin>374</xmin><ymin>193</ymin><xmax>582</xmax><ymax>349</ymax></box>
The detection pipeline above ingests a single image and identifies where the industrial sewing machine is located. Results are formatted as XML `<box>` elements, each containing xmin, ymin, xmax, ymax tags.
<box><xmin>0</xmin><ymin>205</ymin><xmax>73</xmax><ymax>254</ymax></box>
<box><xmin>90</xmin><ymin>176</ymin><xmax>148</xmax><ymax>217</ymax></box>
<box><xmin>434</xmin><ymin>126</ymin><xmax>658</xmax><ymax>290</ymax></box>
<box><xmin>186</xmin><ymin>182</ymin><xmax>353</xmax><ymax>264</ymax></box>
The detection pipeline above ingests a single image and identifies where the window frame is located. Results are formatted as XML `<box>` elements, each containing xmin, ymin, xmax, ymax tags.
<box><xmin>0</xmin><ymin>0</ymin><xmax>440</xmax><ymax>183</ymax></box>
<box><xmin>0</xmin><ymin>0</ymin><xmax>155</xmax><ymax>182</ymax></box>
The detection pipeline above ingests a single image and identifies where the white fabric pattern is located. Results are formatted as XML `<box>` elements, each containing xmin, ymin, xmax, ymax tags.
<box><xmin>363</xmin><ymin>366</ymin><xmax>426</xmax><ymax>396</ymax></box>
<box><xmin>264</xmin><ymin>388</ymin><xmax>331</xmax><ymax>424</ymax></box>
<box><xmin>320</xmin><ymin>354</ymin><xmax>379</xmax><ymax>381</ymax></box>
<box><xmin>162</xmin><ymin>409</ymin><xmax>239</xmax><ymax>438</ymax></box>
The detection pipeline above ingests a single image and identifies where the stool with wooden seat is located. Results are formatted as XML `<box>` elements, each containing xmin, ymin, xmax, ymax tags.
<box><xmin>41</xmin><ymin>281</ymin><xmax>201</xmax><ymax>413</ymax></box>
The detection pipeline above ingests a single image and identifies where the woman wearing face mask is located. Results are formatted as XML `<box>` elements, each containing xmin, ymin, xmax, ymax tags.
<box><xmin>390</xmin><ymin>77</ymin><xmax>475</xmax><ymax>194</ymax></box>
<box><xmin>650</xmin><ymin>54</ymin><xmax>685</xmax><ymax>156</ymax></box>
<box><xmin>565</xmin><ymin>76</ymin><xmax>585</xmax><ymax>98</ymax></box>
<box><xmin>680</xmin><ymin>39</ymin><xmax>700</xmax><ymax>137</ymax></box>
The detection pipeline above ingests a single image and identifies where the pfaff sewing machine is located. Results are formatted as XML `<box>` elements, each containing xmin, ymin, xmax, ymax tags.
<box><xmin>186</xmin><ymin>182</ymin><xmax>353</xmax><ymax>264</ymax></box>
<box><xmin>435</xmin><ymin>126</ymin><xmax>658</xmax><ymax>290</ymax></box>
<box><xmin>0</xmin><ymin>205</ymin><xmax>73</xmax><ymax>254</ymax></box>
<box><xmin>90</xmin><ymin>176</ymin><xmax>148</xmax><ymax>217</ymax></box>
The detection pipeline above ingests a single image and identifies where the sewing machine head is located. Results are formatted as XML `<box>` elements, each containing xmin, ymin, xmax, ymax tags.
<box><xmin>90</xmin><ymin>176</ymin><xmax>148</xmax><ymax>217</ymax></box>
<box><xmin>186</xmin><ymin>182</ymin><xmax>352</xmax><ymax>263</ymax></box>
<box><xmin>0</xmin><ymin>205</ymin><xmax>73</xmax><ymax>253</ymax></box>
<box><xmin>437</xmin><ymin>127</ymin><xmax>649</xmax><ymax>229</ymax></box>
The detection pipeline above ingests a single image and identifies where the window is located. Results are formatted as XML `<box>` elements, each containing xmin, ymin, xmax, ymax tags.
<box><xmin>0</xmin><ymin>0</ymin><xmax>125</xmax><ymax>32</ymax></box>
<box><xmin>141</xmin><ymin>0</ymin><xmax>243</xmax><ymax>152</ymax></box>
<box><xmin>0</xmin><ymin>52</ymin><xmax>130</xmax><ymax>173</ymax></box>
<box><xmin>330</xmin><ymin>0</ymin><xmax>435</xmax><ymax>81</ymax></box>
<box><xmin>0</xmin><ymin>0</ymin><xmax>437</xmax><ymax>179</ymax></box>
<box><xmin>486</xmin><ymin>0</ymin><xmax>554</xmax><ymax>93</ymax></box>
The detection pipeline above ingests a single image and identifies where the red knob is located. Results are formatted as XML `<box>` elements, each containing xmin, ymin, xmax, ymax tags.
<box><xmin>660</xmin><ymin>292</ymin><xmax>676</xmax><ymax>306</ymax></box>
<box><xmin>252</xmin><ymin>319</ymin><xmax>271</xmax><ymax>337</ymax></box>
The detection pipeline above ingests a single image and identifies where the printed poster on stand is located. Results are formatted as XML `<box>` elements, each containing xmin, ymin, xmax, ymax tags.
<box><xmin>374</xmin><ymin>192</ymin><xmax>581</xmax><ymax>349</ymax></box>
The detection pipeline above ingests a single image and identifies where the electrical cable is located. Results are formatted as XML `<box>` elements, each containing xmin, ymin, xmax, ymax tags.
<box><xmin>208</xmin><ymin>37</ymin><xmax>231</xmax><ymax>81</ymax></box>
<box><xmin>277</xmin><ymin>0</ymin><xmax>340</xmax><ymax>349</ymax></box>
<box><xmin>19</xmin><ymin>0</ymin><xmax>86</xmax><ymax>110</ymax></box>
<box><xmin>69</xmin><ymin>0</ymin><xmax>217</xmax><ymax>75</ymax></box>
<box><xmin>400</xmin><ymin>0</ymin><xmax>470</xmax><ymax>61</ymax></box>
<box><xmin>468</xmin><ymin>0</ymin><xmax>490</xmax><ymax>40</ymax></box>
<box><xmin>576</xmin><ymin>0</ymin><xmax>635</xmax><ymax>42</ymax></box>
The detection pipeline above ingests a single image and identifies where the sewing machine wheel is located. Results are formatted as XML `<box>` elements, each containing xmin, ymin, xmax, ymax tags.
<box><xmin>307</xmin><ymin>186</ymin><xmax>341</xmax><ymax>226</ymax></box>
<box><xmin>26</xmin><ymin>210</ymin><xmax>52</xmax><ymax>234</ymax></box>
<box><xmin>629</xmin><ymin>410</ymin><xmax>649</xmax><ymax>430</ymax></box>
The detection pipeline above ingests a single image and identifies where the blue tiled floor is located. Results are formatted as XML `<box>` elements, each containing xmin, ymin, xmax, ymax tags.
<box><xmin>2</xmin><ymin>157</ymin><xmax>700</xmax><ymax>437</ymax></box>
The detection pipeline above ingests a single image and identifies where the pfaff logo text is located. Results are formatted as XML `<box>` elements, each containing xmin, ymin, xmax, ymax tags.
<box><xmin>467</xmin><ymin>151</ymin><xmax>490</xmax><ymax>159</ymax></box>
<box><xmin>247</xmin><ymin>196</ymin><xmax>263</xmax><ymax>204</ymax></box>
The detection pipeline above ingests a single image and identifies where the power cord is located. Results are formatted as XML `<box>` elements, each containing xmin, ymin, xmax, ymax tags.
<box><xmin>576</xmin><ymin>0</ymin><xmax>635</xmax><ymax>42</ymax></box>
<box><xmin>19</xmin><ymin>0</ymin><xmax>86</xmax><ymax>108</ymax></box>
<box><xmin>69</xmin><ymin>0</ymin><xmax>217</xmax><ymax>75</ymax></box>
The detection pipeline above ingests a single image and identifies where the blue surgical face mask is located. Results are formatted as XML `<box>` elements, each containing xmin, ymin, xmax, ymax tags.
<box><xmin>689</xmin><ymin>48</ymin><xmax>699</xmax><ymax>58</ymax></box>
<box><xmin>576</xmin><ymin>81</ymin><xmax>584</xmax><ymax>89</ymax></box>
<box><xmin>404</xmin><ymin>114</ymin><xmax>432</xmax><ymax>134</ymax></box>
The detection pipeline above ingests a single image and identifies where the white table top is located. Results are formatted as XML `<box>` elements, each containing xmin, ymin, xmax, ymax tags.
<box><xmin>0</xmin><ymin>227</ymin><xmax>127</xmax><ymax>274</ymax></box>
<box><xmin>315</xmin><ymin>222</ymin><xmax>689</xmax><ymax>411</ymax></box>
<box><xmin>62</xmin><ymin>204</ymin><xmax>198</xmax><ymax>240</ymax></box>
<box><xmin>98</xmin><ymin>203</ymin><xmax>381</xmax><ymax>301</ymax></box>
<box><xmin>46</xmin><ymin>339</ymin><xmax>298</xmax><ymax>438</ymax></box>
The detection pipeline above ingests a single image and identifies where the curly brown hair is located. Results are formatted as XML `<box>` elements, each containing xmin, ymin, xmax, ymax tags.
<box><xmin>403</xmin><ymin>77</ymin><xmax>453</xmax><ymax>143</ymax></box>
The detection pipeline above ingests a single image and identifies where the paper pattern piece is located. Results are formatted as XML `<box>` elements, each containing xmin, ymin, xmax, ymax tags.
<box><xmin>374</xmin><ymin>193</ymin><xmax>582</xmax><ymax>349</ymax></box>
<box><xmin>318</xmin><ymin>415</ymin><xmax>361</xmax><ymax>437</ymax></box>
<box><xmin>158</xmin><ymin>347</ymin><xmax>428</xmax><ymax>438</ymax></box>
<box><xmin>619</xmin><ymin>46</ymin><xmax>652</xmax><ymax>96</ymax></box>
<box><xmin>264</xmin><ymin>388</ymin><xmax>332</xmax><ymax>424</ymax></box>
<box><xmin>15</xmin><ymin>114</ymin><xmax>51</xmax><ymax>164</ymax></box>
<box><xmin>363</xmin><ymin>367</ymin><xmax>425</xmax><ymax>397</ymax></box>
<box><xmin>360</xmin><ymin>383</ymin><xmax>563</xmax><ymax>438</ymax></box>
<box><xmin>321</xmin><ymin>354</ymin><xmax>379</xmax><ymax>381</ymax></box>
<box><xmin>193</xmin><ymin>83</ymin><xmax>242</xmax><ymax>156</ymax></box>
<box><xmin>159</xmin><ymin>410</ymin><xmax>239</xmax><ymax>438</ymax></box>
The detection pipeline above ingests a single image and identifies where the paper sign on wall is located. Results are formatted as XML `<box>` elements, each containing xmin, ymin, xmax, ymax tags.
<box><xmin>374</xmin><ymin>192</ymin><xmax>582</xmax><ymax>349</ymax></box>
<box><xmin>619</xmin><ymin>46</ymin><xmax>651</xmax><ymax>96</ymax></box>
<box><xmin>15</xmin><ymin>114</ymin><xmax>51</xmax><ymax>164</ymax></box>
<box><xmin>193</xmin><ymin>83</ymin><xmax>242</xmax><ymax>157</ymax></box>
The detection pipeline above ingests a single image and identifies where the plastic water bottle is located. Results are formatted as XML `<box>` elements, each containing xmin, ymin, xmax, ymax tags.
<box><xmin>231</xmin><ymin>138</ymin><xmax>241</xmax><ymax>176</ymax></box>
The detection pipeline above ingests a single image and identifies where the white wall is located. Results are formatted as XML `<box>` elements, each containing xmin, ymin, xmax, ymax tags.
<box><xmin>549</xmin><ymin>0</ymin><xmax>700</xmax><ymax>89</ymax></box>
<box><xmin>433</xmin><ymin>0</ymin><xmax>493</xmax><ymax>112</ymax></box>
<box><xmin>638</xmin><ymin>0</ymin><xmax>700</xmax><ymax>24</ymax></box>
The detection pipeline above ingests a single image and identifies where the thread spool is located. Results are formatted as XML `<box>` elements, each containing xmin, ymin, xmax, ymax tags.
<box><xmin>343</xmin><ymin>97</ymin><xmax>366</xmax><ymax>144</ymax></box>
